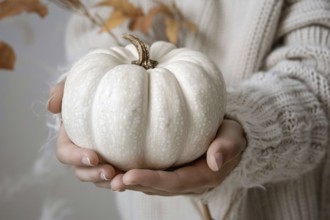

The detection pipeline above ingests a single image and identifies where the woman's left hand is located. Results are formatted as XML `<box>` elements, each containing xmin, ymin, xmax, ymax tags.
<box><xmin>103</xmin><ymin>119</ymin><xmax>247</xmax><ymax>196</ymax></box>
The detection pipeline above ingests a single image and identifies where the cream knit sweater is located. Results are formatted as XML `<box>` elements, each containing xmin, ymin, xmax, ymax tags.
<box><xmin>65</xmin><ymin>0</ymin><xmax>330</xmax><ymax>219</ymax></box>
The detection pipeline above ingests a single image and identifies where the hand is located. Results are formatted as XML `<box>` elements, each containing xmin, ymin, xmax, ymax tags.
<box><xmin>48</xmin><ymin>81</ymin><xmax>247</xmax><ymax>195</ymax></box>
<box><xmin>116</xmin><ymin>119</ymin><xmax>247</xmax><ymax>196</ymax></box>
<box><xmin>57</xmin><ymin>123</ymin><xmax>121</xmax><ymax>181</ymax></box>
<box><xmin>48</xmin><ymin>80</ymin><xmax>122</xmax><ymax>190</ymax></box>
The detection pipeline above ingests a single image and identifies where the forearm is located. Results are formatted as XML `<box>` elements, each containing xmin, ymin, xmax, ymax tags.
<box><xmin>226</xmin><ymin>20</ymin><xmax>330</xmax><ymax>187</ymax></box>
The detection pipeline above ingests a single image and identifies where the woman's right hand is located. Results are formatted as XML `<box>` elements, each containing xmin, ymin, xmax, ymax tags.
<box><xmin>48</xmin><ymin>80</ymin><xmax>126</xmax><ymax>191</ymax></box>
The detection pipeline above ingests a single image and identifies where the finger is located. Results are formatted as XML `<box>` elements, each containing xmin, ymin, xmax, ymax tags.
<box><xmin>125</xmin><ymin>185</ymin><xmax>177</xmax><ymax>196</ymax></box>
<box><xmin>123</xmin><ymin>156</ymin><xmax>242</xmax><ymax>195</ymax></box>
<box><xmin>74</xmin><ymin>164</ymin><xmax>116</xmax><ymax>182</ymax></box>
<box><xmin>126</xmin><ymin>184</ymin><xmax>205</xmax><ymax>196</ymax></box>
<box><xmin>94</xmin><ymin>181</ymin><xmax>112</xmax><ymax>189</ymax></box>
<box><xmin>122</xmin><ymin>159</ymin><xmax>214</xmax><ymax>194</ymax></box>
<box><xmin>207</xmin><ymin>139</ymin><xmax>239</xmax><ymax>172</ymax></box>
<box><xmin>56</xmin><ymin>125</ymin><xmax>99</xmax><ymax>166</ymax></box>
<box><xmin>48</xmin><ymin>79</ymin><xmax>65</xmax><ymax>113</ymax></box>
<box><xmin>219</xmin><ymin>153</ymin><xmax>242</xmax><ymax>178</ymax></box>
<box><xmin>123</xmin><ymin>169</ymin><xmax>182</xmax><ymax>192</ymax></box>
<box><xmin>110</xmin><ymin>174</ymin><xmax>125</xmax><ymax>191</ymax></box>
<box><xmin>207</xmin><ymin>120</ymin><xmax>246</xmax><ymax>171</ymax></box>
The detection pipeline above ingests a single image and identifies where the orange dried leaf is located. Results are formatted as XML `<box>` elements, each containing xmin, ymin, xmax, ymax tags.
<box><xmin>96</xmin><ymin>0</ymin><xmax>197</xmax><ymax>42</ymax></box>
<box><xmin>120</xmin><ymin>0</ymin><xmax>139</xmax><ymax>15</ymax></box>
<box><xmin>165</xmin><ymin>17</ymin><xmax>179</xmax><ymax>44</ymax></box>
<box><xmin>182</xmin><ymin>19</ymin><xmax>197</xmax><ymax>33</ymax></box>
<box><xmin>101</xmin><ymin>10</ymin><xmax>127</xmax><ymax>31</ymax></box>
<box><xmin>0</xmin><ymin>0</ymin><xmax>48</xmax><ymax>20</ymax></box>
<box><xmin>95</xmin><ymin>0</ymin><xmax>122</xmax><ymax>8</ymax></box>
<box><xmin>95</xmin><ymin>0</ymin><xmax>137</xmax><ymax>15</ymax></box>
<box><xmin>129</xmin><ymin>7</ymin><xmax>161</xmax><ymax>34</ymax></box>
<box><xmin>97</xmin><ymin>0</ymin><xmax>144</xmax><ymax>32</ymax></box>
<box><xmin>156</xmin><ymin>1</ymin><xmax>175</xmax><ymax>18</ymax></box>
<box><xmin>153</xmin><ymin>2</ymin><xmax>197</xmax><ymax>44</ymax></box>
<box><xmin>0</xmin><ymin>41</ymin><xmax>16</xmax><ymax>70</ymax></box>
<box><xmin>129</xmin><ymin>17</ymin><xmax>147</xmax><ymax>34</ymax></box>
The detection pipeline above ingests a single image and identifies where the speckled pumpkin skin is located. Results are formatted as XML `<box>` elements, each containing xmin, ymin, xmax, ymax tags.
<box><xmin>62</xmin><ymin>41</ymin><xmax>226</xmax><ymax>171</ymax></box>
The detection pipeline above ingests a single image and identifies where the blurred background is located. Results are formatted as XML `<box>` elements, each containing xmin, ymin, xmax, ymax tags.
<box><xmin>0</xmin><ymin>3</ymin><xmax>120</xmax><ymax>220</ymax></box>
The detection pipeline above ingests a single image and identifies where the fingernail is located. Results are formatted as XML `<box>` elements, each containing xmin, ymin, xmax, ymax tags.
<box><xmin>100</xmin><ymin>172</ymin><xmax>110</xmax><ymax>181</ymax></box>
<box><xmin>213</xmin><ymin>152</ymin><xmax>223</xmax><ymax>171</ymax></box>
<box><xmin>81</xmin><ymin>156</ymin><xmax>94</xmax><ymax>166</ymax></box>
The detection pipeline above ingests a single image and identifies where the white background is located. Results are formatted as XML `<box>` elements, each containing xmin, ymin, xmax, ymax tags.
<box><xmin>0</xmin><ymin>4</ymin><xmax>120</xmax><ymax>220</ymax></box>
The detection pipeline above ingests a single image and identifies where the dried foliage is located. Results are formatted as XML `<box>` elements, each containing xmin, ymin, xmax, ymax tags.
<box><xmin>97</xmin><ymin>0</ymin><xmax>197</xmax><ymax>44</ymax></box>
<box><xmin>96</xmin><ymin>0</ymin><xmax>141</xmax><ymax>30</ymax></box>
<box><xmin>0</xmin><ymin>0</ymin><xmax>48</xmax><ymax>20</ymax></box>
<box><xmin>0</xmin><ymin>0</ymin><xmax>48</xmax><ymax>71</ymax></box>
<box><xmin>156</xmin><ymin>1</ymin><xmax>197</xmax><ymax>44</ymax></box>
<box><xmin>0</xmin><ymin>41</ymin><xmax>16</xmax><ymax>70</ymax></box>
<box><xmin>0</xmin><ymin>0</ymin><xmax>197</xmax><ymax>71</ymax></box>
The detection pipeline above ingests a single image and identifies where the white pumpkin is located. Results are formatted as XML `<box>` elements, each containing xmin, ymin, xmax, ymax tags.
<box><xmin>62</xmin><ymin>34</ymin><xmax>226</xmax><ymax>171</ymax></box>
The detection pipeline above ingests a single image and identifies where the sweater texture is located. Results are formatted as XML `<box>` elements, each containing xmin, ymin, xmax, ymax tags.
<box><xmin>65</xmin><ymin>0</ymin><xmax>330</xmax><ymax>219</ymax></box>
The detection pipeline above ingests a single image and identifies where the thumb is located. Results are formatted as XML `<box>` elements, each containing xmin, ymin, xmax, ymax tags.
<box><xmin>48</xmin><ymin>79</ymin><xmax>65</xmax><ymax>114</ymax></box>
<box><xmin>206</xmin><ymin>138</ymin><xmax>236</xmax><ymax>172</ymax></box>
<box><xmin>206</xmin><ymin>120</ymin><xmax>246</xmax><ymax>172</ymax></box>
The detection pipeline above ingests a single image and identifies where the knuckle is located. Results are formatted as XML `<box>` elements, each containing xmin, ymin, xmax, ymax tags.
<box><xmin>223</xmin><ymin>139</ymin><xmax>236</xmax><ymax>149</ymax></box>
<box><xmin>222</xmin><ymin>139</ymin><xmax>241</xmax><ymax>156</ymax></box>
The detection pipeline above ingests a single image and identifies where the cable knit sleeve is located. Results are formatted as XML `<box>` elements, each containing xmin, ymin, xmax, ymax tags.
<box><xmin>223</xmin><ymin>0</ymin><xmax>330</xmax><ymax>187</ymax></box>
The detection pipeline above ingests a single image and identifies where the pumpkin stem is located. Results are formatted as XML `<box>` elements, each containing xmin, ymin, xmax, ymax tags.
<box><xmin>123</xmin><ymin>33</ymin><xmax>158</xmax><ymax>69</ymax></box>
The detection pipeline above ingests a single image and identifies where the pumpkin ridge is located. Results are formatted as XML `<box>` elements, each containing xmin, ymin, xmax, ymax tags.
<box><xmin>147</xmin><ymin>67</ymin><xmax>189</xmax><ymax>167</ymax></box>
<box><xmin>91</xmin><ymin>65</ymin><xmax>149</xmax><ymax>170</ymax></box>
<box><xmin>180</xmin><ymin>59</ymin><xmax>223</xmax><ymax>106</ymax></box>
<box><xmin>62</xmin><ymin>53</ymin><xmax>124</xmax><ymax>150</ymax></box>
<box><xmin>89</xmin><ymin>67</ymin><xmax>116</xmax><ymax>159</ymax></box>
<box><xmin>169</xmin><ymin>58</ymin><xmax>224</xmax><ymax>121</ymax></box>
<box><xmin>161</xmin><ymin>67</ymin><xmax>193</xmax><ymax>166</ymax></box>
<box><xmin>142</xmin><ymin>69</ymin><xmax>152</xmax><ymax>168</ymax></box>
<box><xmin>88</xmin><ymin>50</ymin><xmax>131</xmax><ymax>159</ymax></box>
<box><xmin>165</xmin><ymin>62</ymin><xmax>220</xmax><ymax>163</ymax></box>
